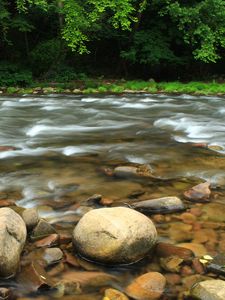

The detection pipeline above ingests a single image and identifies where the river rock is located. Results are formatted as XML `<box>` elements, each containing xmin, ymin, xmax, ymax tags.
<box><xmin>156</xmin><ymin>242</ymin><xmax>194</xmax><ymax>261</ymax></box>
<box><xmin>191</xmin><ymin>279</ymin><xmax>225</xmax><ymax>300</ymax></box>
<box><xmin>206</xmin><ymin>254</ymin><xmax>225</xmax><ymax>276</ymax></box>
<box><xmin>103</xmin><ymin>288</ymin><xmax>129</xmax><ymax>300</ymax></box>
<box><xmin>31</xmin><ymin>219</ymin><xmax>56</xmax><ymax>240</ymax></box>
<box><xmin>184</xmin><ymin>182</ymin><xmax>211</xmax><ymax>202</ymax></box>
<box><xmin>22</xmin><ymin>208</ymin><xmax>39</xmax><ymax>230</ymax></box>
<box><xmin>132</xmin><ymin>197</ymin><xmax>185</xmax><ymax>214</ymax></box>
<box><xmin>126</xmin><ymin>272</ymin><xmax>166</xmax><ymax>300</ymax></box>
<box><xmin>43</xmin><ymin>248</ymin><xmax>63</xmax><ymax>266</ymax></box>
<box><xmin>0</xmin><ymin>208</ymin><xmax>27</xmax><ymax>278</ymax></box>
<box><xmin>114</xmin><ymin>164</ymin><xmax>152</xmax><ymax>178</ymax></box>
<box><xmin>177</xmin><ymin>243</ymin><xmax>207</xmax><ymax>257</ymax></box>
<box><xmin>73</xmin><ymin>207</ymin><xmax>157</xmax><ymax>264</ymax></box>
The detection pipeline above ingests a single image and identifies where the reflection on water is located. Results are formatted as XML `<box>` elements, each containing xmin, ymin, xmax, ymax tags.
<box><xmin>0</xmin><ymin>93</ymin><xmax>225</xmax><ymax>298</ymax></box>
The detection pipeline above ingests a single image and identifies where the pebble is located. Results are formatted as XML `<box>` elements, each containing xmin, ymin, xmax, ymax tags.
<box><xmin>177</xmin><ymin>243</ymin><xmax>207</xmax><ymax>257</ymax></box>
<box><xmin>191</xmin><ymin>279</ymin><xmax>225</xmax><ymax>300</ymax></box>
<box><xmin>156</xmin><ymin>242</ymin><xmax>194</xmax><ymax>261</ymax></box>
<box><xmin>43</xmin><ymin>248</ymin><xmax>63</xmax><ymax>266</ymax></box>
<box><xmin>22</xmin><ymin>208</ymin><xmax>39</xmax><ymax>230</ymax></box>
<box><xmin>132</xmin><ymin>196</ymin><xmax>185</xmax><ymax>214</ymax></box>
<box><xmin>126</xmin><ymin>272</ymin><xmax>166</xmax><ymax>300</ymax></box>
<box><xmin>184</xmin><ymin>182</ymin><xmax>211</xmax><ymax>202</ymax></box>
<box><xmin>103</xmin><ymin>288</ymin><xmax>129</xmax><ymax>300</ymax></box>
<box><xmin>31</xmin><ymin>219</ymin><xmax>56</xmax><ymax>240</ymax></box>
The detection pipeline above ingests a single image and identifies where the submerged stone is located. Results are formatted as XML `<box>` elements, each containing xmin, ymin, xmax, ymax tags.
<box><xmin>73</xmin><ymin>207</ymin><xmax>157</xmax><ymax>264</ymax></box>
<box><xmin>126</xmin><ymin>272</ymin><xmax>166</xmax><ymax>300</ymax></box>
<box><xmin>132</xmin><ymin>196</ymin><xmax>185</xmax><ymax>214</ymax></box>
<box><xmin>184</xmin><ymin>182</ymin><xmax>211</xmax><ymax>202</ymax></box>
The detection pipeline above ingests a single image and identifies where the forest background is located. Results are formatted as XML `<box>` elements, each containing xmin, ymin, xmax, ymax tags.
<box><xmin>0</xmin><ymin>0</ymin><xmax>225</xmax><ymax>92</ymax></box>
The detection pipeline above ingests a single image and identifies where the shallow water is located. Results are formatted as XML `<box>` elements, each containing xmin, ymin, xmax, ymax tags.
<box><xmin>0</xmin><ymin>93</ymin><xmax>225</xmax><ymax>299</ymax></box>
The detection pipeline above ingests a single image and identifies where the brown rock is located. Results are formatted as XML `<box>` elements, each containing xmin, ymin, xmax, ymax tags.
<box><xmin>0</xmin><ymin>199</ymin><xmax>15</xmax><ymax>207</ymax></box>
<box><xmin>31</xmin><ymin>219</ymin><xmax>56</xmax><ymax>240</ymax></box>
<box><xmin>0</xmin><ymin>146</ymin><xmax>17</xmax><ymax>151</ymax></box>
<box><xmin>34</xmin><ymin>234</ymin><xmax>59</xmax><ymax>248</ymax></box>
<box><xmin>180</xmin><ymin>265</ymin><xmax>194</xmax><ymax>276</ymax></box>
<box><xmin>126</xmin><ymin>272</ymin><xmax>166</xmax><ymax>300</ymax></box>
<box><xmin>160</xmin><ymin>257</ymin><xmax>183</xmax><ymax>273</ymax></box>
<box><xmin>156</xmin><ymin>242</ymin><xmax>194</xmax><ymax>261</ymax></box>
<box><xmin>177</xmin><ymin>243</ymin><xmax>207</xmax><ymax>257</ymax></box>
<box><xmin>104</xmin><ymin>288</ymin><xmax>129</xmax><ymax>300</ymax></box>
<box><xmin>169</xmin><ymin>223</ymin><xmax>193</xmax><ymax>242</ymax></box>
<box><xmin>184</xmin><ymin>182</ymin><xmax>211</xmax><ymax>202</ymax></box>
<box><xmin>192</xmin><ymin>258</ymin><xmax>205</xmax><ymax>274</ymax></box>
<box><xmin>59</xmin><ymin>271</ymin><xmax>117</xmax><ymax>294</ymax></box>
<box><xmin>17</xmin><ymin>261</ymin><xmax>54</xmax><ymax>292</ymax></box>
<box><xmin>179</xmin><ymin>212</ymin><xmax>197</xmax><ymax>224</ymax></box>
<box><xmin>164</xmin><ymin>274</ymin><xmax>181</xmax><ymax>285</ymax></box>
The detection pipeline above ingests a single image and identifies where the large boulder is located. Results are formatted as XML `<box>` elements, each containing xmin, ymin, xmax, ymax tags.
<box><xmin>73</xmin><ymin>207</ymin><xmax>157</xmax><ymax>265</ymax></box>
<box><xmin>0</xmin><ymin>208</ymin><xmax>27</xmax><ymax>278</ymax></box>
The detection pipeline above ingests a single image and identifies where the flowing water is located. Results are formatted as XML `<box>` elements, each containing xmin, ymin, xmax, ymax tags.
<box><xmin>0</xmin><ymin>93</ymin><xmax>225</xmax><ymax>299</ymax></box>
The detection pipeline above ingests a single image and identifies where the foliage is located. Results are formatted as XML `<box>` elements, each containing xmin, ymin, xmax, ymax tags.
<box><xmin>0</xmin><ymin>62</ymin><xmax>32</xmax><ymax>86</ymax></box>
<box><xmin>0</xmin><ymin>0</ymin><xmax>225</xmax><ymax>80</ymax></box>
<box><xmin>158</xmin><ymin>0</ymin><xmax>225</xmax><ymax>63</ymax></box>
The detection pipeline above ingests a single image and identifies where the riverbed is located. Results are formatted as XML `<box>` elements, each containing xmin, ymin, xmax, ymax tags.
<box><xmin>0</xmin><ymin>93</ymin><xmax>224</xmax><ymax>299</ymax></box>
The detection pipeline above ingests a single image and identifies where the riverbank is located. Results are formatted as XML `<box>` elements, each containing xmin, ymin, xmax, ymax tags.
<box><xmin>2</xmin><ymin>80</ymin><xmax>225</xmax><ymax>96</ymax></box>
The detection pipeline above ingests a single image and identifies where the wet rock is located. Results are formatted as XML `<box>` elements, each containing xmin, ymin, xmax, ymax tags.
<box><xmin>113</xmin><ymin>164</ymin><xmax>153</xmax><ymax>178</ymax></box>
<box><xmin>169</xmin><ymin>223</ymin><xmax>193</xmax><ymax>242</ymax></box>
<box><xmin>0</xmin><ymin>199</ymin><xmax>15</xmax><ymax>207</ymax></box>
<box><xmin>208</xmin><ymin>145</ymin><xmax>224</xmax><ymax>151</ymax></box>
<box><xmin>73</xmin><ymin>207</ymin><xmax>157</xmax><ymax>264</ymax></box>
<box><xmin>165</xmin><ymin>274</ymin><xmax>181</xmax><ymax>285</ymax></box>
<box><xmin>0</xmin><ymin>287</ymin><xmax>10</xmax><ymax>300</ymax></box>
<box><xmin>0</xmin><ymin>208</ymin><xmax>27</xmax><ymax>278</ymax></box>
<box><xmin>159</xmin><ymin>257</ymin><xmax>183</xmax><ymax>273</ymax></box>
<box><xmin>0</xmin><ymin>146</ymin><xmax>17</xmax><ymax>151</ymax></box>
<box><xmin>103</xmin><ymin>288</ymin><xmax>129</xmax><ymax>300</ymax></box>
<box><xmin>126</xmin><ymin>272</ymin><xmax>166</xmax><ymax>300</ymax></box>
<box><xmin>191</xmin><ymin>279</ymin><xmax>225</xmax><ymax>300</ymax></box>
<box><xmin>132</xmin><ymin>196</ymin><xmax>185</xmax><ymax>214</ymax></box>
<box><xmin>184</xmin><ymin>182</ymin><xmax>211</xmax><ymax>202</ymax></box>
<box><xmin>202</xmin><ymin>203</ymin><xmax>225</xmax><ymax>222</ymax></box>
<box><xmin>85</xmin><ymin>194</ymin><xmax>102</xmax><ymax>205</ymax></box>
<box><xmin>31</xmin><ymin>219</ymin><xmax>56</xmax><ymax>240</ymax></box>
<box><xmin>182</xmin><ymin>274</ymin><xmax>210</xmax><ymax>289</ymax></box>
<box><xmin>177</xmin><ymin>243</ymin><xmax>207</xmax><ymax>257</ymax></box>
<box><xmin>34</xmin><ymin>233</ymin><xmax>59</xmax><ymax>248</ymax></box>
<box><xmin>17</xmin><ymin>261</ymin><xmax>54</xmax><ymax>292</ymax></box>
<box><xmin>114</xmin><ymin>166</ymin><xmax>139</xmax><ymax>177</ymax></box>
<box><xmin>192</xmin><ymin>258</ymin><xmax>205</xmax><ymax>274</ymax></box>
<box><xmin>22</xmin><ymin>208</ymin><xmax>39</xmax><ymax>230</ymax></box>
<box><xmin>206</xmin><ymin>254</ymin><xmax>225</xmax><ymax>276</ymax></box>
<box><xmin>56</xmin><ymin>271</ymin><xmax>117</xmax><ymax>294</ymax></box>
<box><xmin>43</xmin><ymin>248</ymin><xmax>63</xmax><ymax>266</ymax></box>
<box><xmin>47</xmin><ymin>262</ymin><xmax>64</xmax><ymax>277</ymax></box>
<box><xmin>156</xmin><ymin>242</ymin><xmax>194</xmax><ymax>261</ymax></box>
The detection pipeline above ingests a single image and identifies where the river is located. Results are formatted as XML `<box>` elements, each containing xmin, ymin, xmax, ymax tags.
<box><xmin>0</xmin><ymin>93</ymin><xmax>224</xmax><ymax>299</ymax></box>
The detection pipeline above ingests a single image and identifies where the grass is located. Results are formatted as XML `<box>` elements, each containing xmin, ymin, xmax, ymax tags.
<box><xmin>2</xmin><ymin>79</ymin><xmax>225</xmax><ymax>95</ymax></box>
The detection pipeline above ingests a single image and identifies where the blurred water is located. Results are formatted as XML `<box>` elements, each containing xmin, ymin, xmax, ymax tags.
<box><xmin>0</xmin><ymin>93</ymin><xmax>225</xmax><ymax>220</ymax></box>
